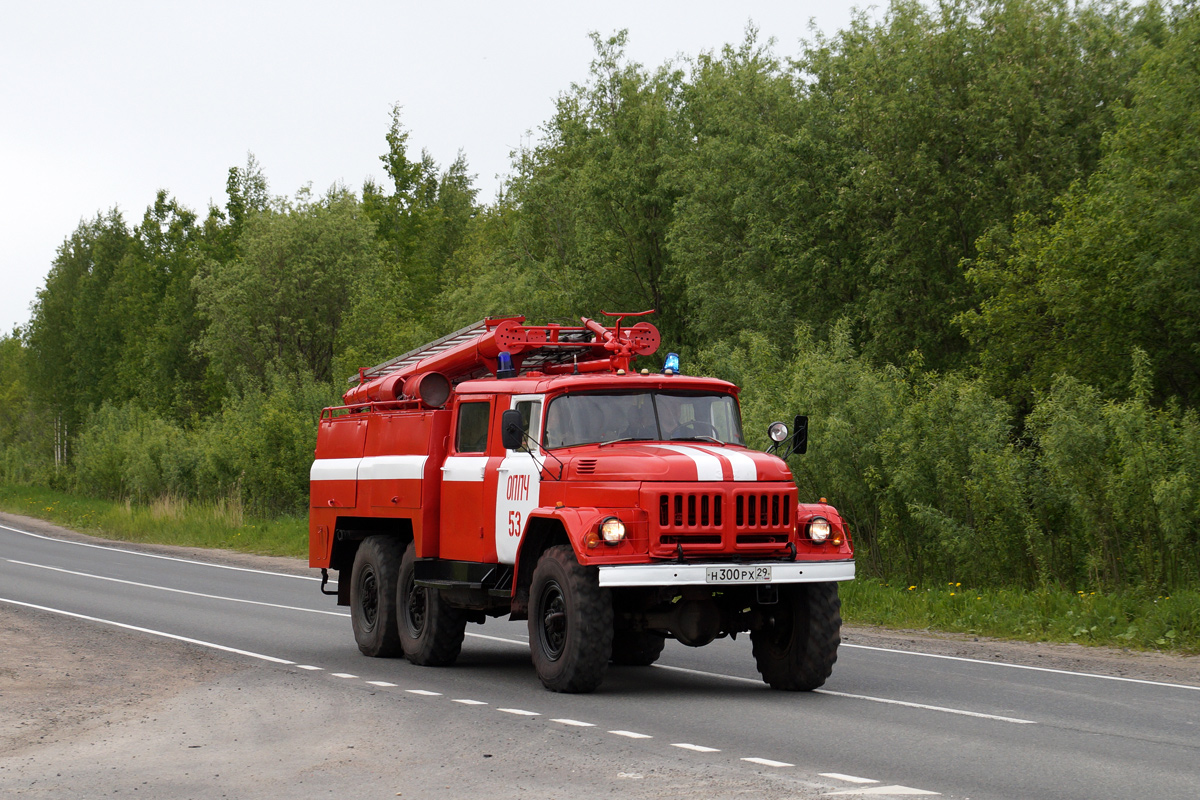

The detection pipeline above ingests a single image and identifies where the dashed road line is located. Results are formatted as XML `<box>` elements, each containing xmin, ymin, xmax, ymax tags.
<box><xmin>828</xmin><ymin>786</ymin><xmax>939</xmax><ymax>796</ymax></box>
<box><xmin>0</xmin><ymin>601</ymin><xmax>934</xmax><ymax>793</ymax></box>
<box><xmin>821</xmin><ymin>773</ymin><xmax>879</xmax><ymax>784</ymax></box>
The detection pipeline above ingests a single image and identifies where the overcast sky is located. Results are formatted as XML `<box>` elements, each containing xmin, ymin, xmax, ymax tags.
<box><xmin>0</xmin><ymin>0</ymin><xmax>874</xmax><ymax>334</ymax></box>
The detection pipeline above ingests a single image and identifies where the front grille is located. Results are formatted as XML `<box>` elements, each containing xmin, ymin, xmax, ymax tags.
<box><xmin>735</xmin><ymin>493</ymin><xmax>791</xmax><ymax>529</ymax></box>
<box><xmin>647</xmin><ymin>485</ymin><xmax>795</xmax><ymax>557</ymax></box>
<box><xmin>659</xmin><ymin>492</ymin><xmax>723</xmax><ymax>528</ymax></box>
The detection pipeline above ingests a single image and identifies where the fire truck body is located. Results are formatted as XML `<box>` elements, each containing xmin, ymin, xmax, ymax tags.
<box><xmin>310</xmin><ymin>315</ymin><xmax>854</xmax><ymax>693</ymax></box>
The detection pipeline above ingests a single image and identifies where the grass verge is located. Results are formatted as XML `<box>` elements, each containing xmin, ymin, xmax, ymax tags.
<box><xmin>842</xmin><ymin>578</ymin><xmax>1199</xmax><ymax>654</ymax></box>
<box><xmin>2</xmin><ymin>483</ymin><xmax>1196</xmax><ymax>654</ymax></box>
<box><xmin>0</xmin><ymin>483</ymin><xmax>307</xmax><ymax>559</ymax></box>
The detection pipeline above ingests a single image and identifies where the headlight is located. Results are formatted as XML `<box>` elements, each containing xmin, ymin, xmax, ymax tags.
<box><xmin>807</xmin><ymin>516</ymin><xmax>832</xmax><ymax>543</ymax></box>
<box><xmin>768</xmin><ymin>421</ymin><xmax>789</xmax><ymax>443</ymax></box>
<box><xmin>600</xmin><ymin>516</ymin><xmax>626</xmax><ymax>544</ymax></box>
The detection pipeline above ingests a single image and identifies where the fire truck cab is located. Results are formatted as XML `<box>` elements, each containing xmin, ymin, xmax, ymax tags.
<box><xmin>310</xmin><ymin>314</ymin><xmax>854</xmax><ymax>693</ymax></box>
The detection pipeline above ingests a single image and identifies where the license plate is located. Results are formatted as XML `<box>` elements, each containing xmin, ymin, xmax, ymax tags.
<box><xmin>705</xmin><ymin>566</ymin><xmax>772</xmax><ymax>584</ymax></box>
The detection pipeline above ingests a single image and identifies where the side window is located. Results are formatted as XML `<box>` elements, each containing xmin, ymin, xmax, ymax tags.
<box><xmin>455</xmin><ymin>402</ymin><xmax>491</xmax><ymax>453</ymax></box>
<box><xmin>514</xmin><ymin>399</ymin><xmax>542</xmax><ymax>449</ymax></box>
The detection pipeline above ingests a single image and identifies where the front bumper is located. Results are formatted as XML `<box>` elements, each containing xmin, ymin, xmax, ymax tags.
<box><xmin>596</xmin><ymin>559</ymin><xmax>855</xmax><ymax>588</ymax></box>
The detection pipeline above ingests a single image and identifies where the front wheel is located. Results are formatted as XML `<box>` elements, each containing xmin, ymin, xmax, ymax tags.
<box><xmin>750</xmin><ymin>582</ymin><xmax>841</xmax><ymax>690</ymax></box>
<box><xmin>350</xmin><ymin>536</ymin><xmax>404</xmax><ymax>658</ymax></box>
<box><xmin>528</xmin><ymin>545</ymin><xmax>613</xmax><ymax>693</ymax></box>
<box><xmin>397</xmin><ymin>541</ymin><xmax>466</xmax><ymax>666</ymax></box>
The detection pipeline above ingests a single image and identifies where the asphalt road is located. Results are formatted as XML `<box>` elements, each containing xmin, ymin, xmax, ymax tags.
<box><xmin>2</xmin><ymin>518</ymin><xmax>1198</xmax><ymax>799</ymax></box>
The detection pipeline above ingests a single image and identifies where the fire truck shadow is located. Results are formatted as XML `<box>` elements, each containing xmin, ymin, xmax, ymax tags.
<box><xmin>601</xmin><ymin>665</ymin><xmax>769</xmax><ymax>697</ymax></box>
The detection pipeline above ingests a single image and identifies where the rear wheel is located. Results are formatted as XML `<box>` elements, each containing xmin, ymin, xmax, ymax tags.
<box><xmin>611</xmin><ymin>630</ymin><xmax>666</xmax><ymax>666</ymax></box>
<box><xmin>350</xmin><ymin>536</ymin><xmax>404</xmax><ymax>658</ymax></box>
<box><xmin>397</xmin><ymin>541</ymin><xmax>466</xmax><ymax>666</ymax></box>
<box><xmin>751</xmin><ymin>582</ymin><xmax>841</xmax><ymax>690</ymax></box>
<box><xmin>528</xmin><ymin>545</ymin><xmax>612</xmax><ymax>693</ymax></box>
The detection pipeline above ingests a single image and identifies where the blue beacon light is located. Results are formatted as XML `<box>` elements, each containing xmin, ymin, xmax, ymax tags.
<box><xmin>663</xmin><ymin>352</ymin><xmax>681</xmax><ymax>375</ymax></box>
<box><xmin>496</xmin><ymin>351</ymin><xmax>517</xmax><ymax>379</ymax></box>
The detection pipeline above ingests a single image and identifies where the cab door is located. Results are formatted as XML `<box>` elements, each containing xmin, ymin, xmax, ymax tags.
<box><xmin>494</xmin><ymin>395</ymin><xmax>544</xmax><ymax>565</ymax></box>
<box><xmin>439</xmin><ymin>396</ymin><xmax>499</xmax><ymax>562</ymax></box>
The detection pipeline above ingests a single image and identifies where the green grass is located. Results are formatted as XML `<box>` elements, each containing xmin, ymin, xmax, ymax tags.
<box><xmin>841</xmin><ymin>578</ymin><xmax>1200</xmax><ymax>654</ymax></box>
<box><xmin>3</xmin><ymin>482</ymin><xmax>1197</xmax><ymax>654</ymax></box>
<box><xmin>0</xmin><ymin>483</ymin><xmax>307</xmax><ymax>559</ymax></box>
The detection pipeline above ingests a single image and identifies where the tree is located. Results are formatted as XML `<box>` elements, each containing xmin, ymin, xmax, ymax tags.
<box><xmin>496</xmin><ymin>31</ymin><xmax>689</xmax><ymax>341</ymax></box>
<box><xmin>962</xmin><ymin>4</ymin><xmax>1199</xmax><ymax>407</ymax></box>
<box><xmin>194</xmin><ymin>187</ymin><xmax>381</xmax><ymax>386</ymax></box>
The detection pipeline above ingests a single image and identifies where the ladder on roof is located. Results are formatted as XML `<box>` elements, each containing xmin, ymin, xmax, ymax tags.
<box><xmin>352</xmin><ymin>319</ymin><xmax>492</xmax><ymax>384</ymax></box>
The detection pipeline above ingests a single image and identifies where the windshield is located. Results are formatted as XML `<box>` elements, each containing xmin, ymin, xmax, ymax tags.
<box><xmin>542</xmin><ymin>391</ymin><xmax>744</xmax><ymax>449</ymax></box>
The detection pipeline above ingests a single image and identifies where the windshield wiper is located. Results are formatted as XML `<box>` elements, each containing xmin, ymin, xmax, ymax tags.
<box><xmin>669</xmin><ymin>436</ymin><xmax>726</xmax><ymax>445</ymax></box>
<box><xmin>599</xmin><ymin>437</ymin><xmax>652</xmax><ymax>447</ymax></box>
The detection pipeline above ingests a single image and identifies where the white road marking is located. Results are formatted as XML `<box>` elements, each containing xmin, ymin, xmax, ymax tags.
<box><xmin>296</xmin><ymin>665</ymin><xmax>324</xmax><ymax>671</ymax></box>
<box><xmin>367</xmin><ymin>681</ymin><xmax>397</xmax><ymax>687</ymax></box>
<box><xmin>331</xmin><ymin>673</ymin><xmax>358</xmax><ymax>679</ymax></box>
<box><xmin>7</xmin><ymin>559</ymin><xmax>350</xmax><ymax>617</ymax></box>
<box><xmin>609</xmin><ymin>730</ymin><xmax>652</xmax><ymax>739</ymax></box>
<box><xmin>453</xmin><ymin>699</ymin><xmax>488</xmax><ymax>705</ymax></box>
<box><xmin>742</xmin><ymin>757</ymin><xmax>793</xmax><ymax>768</ymax></box>
<box><xmin>465</xmin><ymin>631</ymin><xmax>528</xmax><ymax>645</ymax></box>
<box><xmin>842</xmin><ymin>643</ymin><xmax>1200</xmax><ymax>692</ymax></box>
<box><xmin>0</xmin><ymin>597</ymin><xmax>294</xmax><ymax>664</ymax></box>
<box><xmin>822</xmin><ymin>773</ymin><xmax>879</xmax><ymax>784</ymax></box>
<box><xmin>551</xmin><ymin>719</ymin><xmax>595</xmax><ymax>727</ymax></box>
<box><xmin>499</xmin><ymin>708</ymin><xmax>539</xmax><ymax>716</ymax></box>
<box><xmin>816</xmin><ymin>689</ymin><xmax>1035</xmax><ymax>724</ymax></box>
<box><xmin>672</xmin><ymin>743</ymin><xmax>720</xmax><ymax>753</ymax></box>
<box><xmin>406</xmin><ymin>689</ymin><xmax>442</xmax><ymax>696</ymax></box>
<box><xmin>0</xmin><ymin>524</ymin><xmax>328</xmax><ymax>582</ymax></box>
<box><xmin>828</xmin><ymin>786</ymin><xmax>939</xmax><ymax>796</ymax></box>
<box><xmin>650</xmin><ymin>663</ymin><xmax>1036</xmax><ymax>724</ymax></box>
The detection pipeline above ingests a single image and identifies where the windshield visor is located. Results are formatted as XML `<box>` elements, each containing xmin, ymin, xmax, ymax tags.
<box><xmin>542</xmin><ymin>391</ymin><xmax>744</xmax><ymax>449</ymax></box>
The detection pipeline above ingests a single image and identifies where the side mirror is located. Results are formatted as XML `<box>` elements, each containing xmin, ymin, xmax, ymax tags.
<box><xmin>501</xmin><ymin>409</ymin><xmax>525</xmax><ymax>451</ymax></box>
<box><xmin>791</xmin><ymin>415</ymin><xmax>808</xmax><ymax>456</ymax></box>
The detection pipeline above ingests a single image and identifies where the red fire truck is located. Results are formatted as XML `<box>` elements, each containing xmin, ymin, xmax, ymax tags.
<box><xmin>310</xmin><ymin>314</ymin><xmax>854</xmax><ymax>693</ymax></box>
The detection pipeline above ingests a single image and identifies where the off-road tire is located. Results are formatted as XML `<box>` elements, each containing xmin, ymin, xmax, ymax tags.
<box><xmin>750</xmin><ymin>582</ymin><xmax>841</xmax><ymax>690</ymax></box>
<box><xmin>350</xmin><ymin>536</ymin><xmax>404</xmax><ymax>658</ymax></box>
<box><xmin>528</xmin><ymin>545</ymin><xmax>613</xmax><ymax>693</ymax></box>
<box><xmin>610</xmin><ymin>630</ymin><xmax>666</xmax><ymax>666</ymax></box>
<box><xmin>397</xmin><ymin>541</ymin><xmax>466</xmax><ymax>666</ymax></box>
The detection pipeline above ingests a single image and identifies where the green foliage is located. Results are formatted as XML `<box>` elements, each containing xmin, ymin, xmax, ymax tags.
<box><xmin>1027</xmin><ymin>375</ymin><xmax>1200</xmax><ymax>590</ymax></box>
<box><xmin>194</xmin><ymin>187</ymin><xmax>380</xmax><ymax>386</ymax></box>
<box><xmin>452</xmin><ymin>32</ymin><xmax>689</xmax><ymax>339</ymax></box>
<box><xmin>962</xmin><ymin>3</ymin><xmax>1200</xmax><ymax>407</ymax></box>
